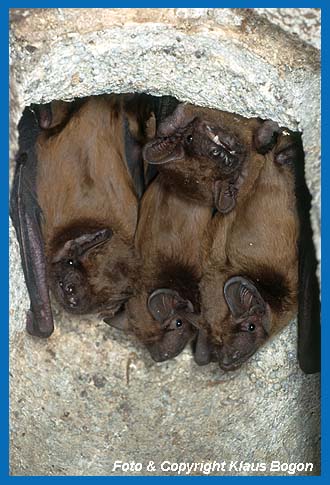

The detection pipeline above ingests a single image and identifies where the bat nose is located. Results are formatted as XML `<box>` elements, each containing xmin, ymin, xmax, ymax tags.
<box><xmin>218</xmin><ymin>153</ymin><xmax>240</xmax><ymax>172</ymax></box>
<box><xmin>219</xmin><ymin>350</ymin><xmax>241</xmax><ymax>370</ymax></box>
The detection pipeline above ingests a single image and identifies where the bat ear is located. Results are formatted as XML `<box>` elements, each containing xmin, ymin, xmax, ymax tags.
<box><xmin>52</xmin><ymin>228</ymin><xmax>113</xmax><ymax>263</ymax></box>
<box><xmin>214</xmin><ymin>180</ymin><xmax>237</xmax><ymax>214</ymax></box>
<box><xmin>143</xmin><ymin>141</ymin><xmax>185</xmax><ymax>166</ymax></box>
<box><xmin>147</xmin><ymin>288</ymin><xmax>194</xmax><ymax>323</ymax></box>
<box><xmin>254</xmin><ymin>120</ymin><xmax>281</xmax><ymax>155</ymax></box>
<box><xmin>157</xmin><ymin>103</ymin><xmax>195</xmax><ymax>137</ymax></box>
<box><xmin>224</xmin><ymin>276</ymin><xmax>270</xmax><ymax>333</ymax></box>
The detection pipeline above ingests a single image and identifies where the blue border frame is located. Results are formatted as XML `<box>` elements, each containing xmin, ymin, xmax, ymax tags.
<box><xmin>3</xmin><ymin>2</ymin><xmax>326</xmax><ymax>482</ymax></box>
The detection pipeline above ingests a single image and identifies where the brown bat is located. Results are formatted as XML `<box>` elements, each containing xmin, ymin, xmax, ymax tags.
<box><xmin>143</xmin><ymin>104</ymin><xmax>320</xmax><ymax>373</ymax></box>
<box><xmin>105</xmin><ymin>174</ymin><xmax>213</xmax><ymax>362</ymax></box>
<box><xmin>10</xmin><ymin>94</ymin><xmax>154</xmax><ymax>337</ymax></box>
<box><xmin>199</xmin><ymin>127</ymin><xmax>298</xmax><ymax>370</ymax></box>
<box><xmin>143</xmin><ymin>103</ymin><xmax>263</xmax><ymax>214</ymax></box>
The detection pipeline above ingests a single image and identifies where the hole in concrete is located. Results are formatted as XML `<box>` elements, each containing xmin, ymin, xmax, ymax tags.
<box><xmin>9</xmin><ymin>8</ymin><xmax>321</xmax><ymax>476</ymax></box>
<box><xmin>11</xmin><ymin>92</ymin><xmax>320</xmax><ymax>375</ymax></box>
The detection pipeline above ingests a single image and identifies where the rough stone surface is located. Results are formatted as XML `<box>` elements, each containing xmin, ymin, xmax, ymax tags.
<box><xmin>9</xmin><ymin>8</ymin><xmax>321</xmax><ymax>476</ymax></box>
<box><xmin>254</xmin><ymin>8</ymin><xmax>321</xmax><ymax>50</ymax></box>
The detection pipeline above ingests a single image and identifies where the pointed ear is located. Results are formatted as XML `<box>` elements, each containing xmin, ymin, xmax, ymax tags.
<box><xmin>254</xmin><ymin>120</ymin><xmax>281</xmax><ymax>155</ymax></box>
<box><xmin>52</xmin><ymin>228</ymin><xmax>112</xmax><ymax>263</ymax></box>
<box><xmin>224</xmin><ymin>276</ymin><xmax>270</xmax><ymax>332</ymax></box>
<box><xmin>157</xmin><ymin>103</ymin><xmax>195</xmax><ymax>137</ymax></box>
<box><xmin>147</xmin><ymin>288</ymin><xmax>194</xmax><ymax>323</ymax></box>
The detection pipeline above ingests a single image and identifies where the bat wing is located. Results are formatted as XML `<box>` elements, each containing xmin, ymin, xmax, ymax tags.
<box><xmin>145</xmin><ymin>95</ymin><xmax>180</xmax><ymax>186</ymax></box>
<box><xmin>293</xmin><ymin>138</ymin><xmax>320</xmax><ymax>374</ymax></box>
<box><xmin>124</xmin><ymin>116</ymin><xmax>145</xmax><ymax>199</ymax></box>
<box><xmin>10</xmin><ymin>108</ymin><xmax>54</xmax><ymax>337</ymax></box>
<box><xmin>297</xmin><ymin>227</ymin><xmax>320</xmax><ymax>374</ymax></box>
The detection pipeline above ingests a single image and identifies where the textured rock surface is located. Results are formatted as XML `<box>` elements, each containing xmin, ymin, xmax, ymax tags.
<box><xmin>9</xmin><ymin>8</ymin><xmax>320</xmax><ymax>476</ymax></box>
<box><xmin>254</xmin><ymin>8</ymin><xmax>321</xmax><ymax>49</ymax></box>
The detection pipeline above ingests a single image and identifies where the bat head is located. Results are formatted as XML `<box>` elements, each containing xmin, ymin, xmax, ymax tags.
<box><xmin>143</xmin><ymin>104</ymin><xmax>246</xmax><ymax>213</ymax></box>
<box><xmin>50</xmin><ymin>226</ymin><xmax>137</xmax><ymax>316</ymax></box>
<box><xmin>50</xmin><ymin>228</ymin><xmax>113</xmax><ymax>313</ymax></box>
<box><xmin>146</xmin><ymin>288</ymin><xmax>198</xmax><ymax>361</ymax></box>
<box><xmin>215</xmin><ymin>276</ymin><xmax>271</xmax><ymax>371</ymax></box>
<box><xmin>126</xmin><ymin>288</ymin><xmax>198</xmax><ymax>362</ymax></box>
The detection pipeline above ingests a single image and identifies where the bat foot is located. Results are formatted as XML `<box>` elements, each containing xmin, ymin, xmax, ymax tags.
<box><xmin>274</xmin><ymin>144</ymin><xmax>297</xmax><ymax>166</ymax></box>
<box><xmin>193</xmin><ymin>330</ymin><xmax>215</xmax><ymax>366</ymax></box>
<box><xmin>26</xmin><ymin>309</ymin><xmax>54</xmax><ymax>338</ymax></box>
<box><xmin>254</xmin><ymin>120</ymin><xmax>280</xmax><ymax>154</ymax></box>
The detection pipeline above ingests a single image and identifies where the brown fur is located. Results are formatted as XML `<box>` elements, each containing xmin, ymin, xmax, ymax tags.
<box><xmin>126</xmin><ymin>176</ymin><xmax>212</xmax><ymax>357</ymax></box>
<box><xmin>200</xmin><ymin>130</ymin><xmax>299</xmax><ymax>368</ymax></box>
<box><xmin>35</xmin><ymin>94</ymin><xmax>150</xmax><ymax>318</ymax></box>
<box><xmin>144</xmin><ymin>103</ymin><xmax>262</xmax><ymax>210</ymax></box>
<box><xmin>145</xmin><ymin>103</ymin><xmax>299</xmax><ymax>368</ymax></box>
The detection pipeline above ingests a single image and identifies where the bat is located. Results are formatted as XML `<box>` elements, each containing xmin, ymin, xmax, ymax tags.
<box><xmin>143</xmin><ymin>103</ymin><xmax>264</xmax><ymax>214</ymax></box>
<box><xmin>10</xmin><ymin>94</ymin><xmax>153</xmax><ymax>338</ymax></box>
<box><xmin>292</xmin><ymin>132</ymin><xmax>321</xmax><ymax>374</ymax></box>
<box><xmin>105</xmin><ymin>173</ymin><xmax>213</xmax><ymax>362</ymax></box>
<box><xmin>143</xmin><ymin>103</ymin><xmax>320</xmax><ymax>372</ymax></box>
<box><xmin>200</xmin><ymin>123</ymin><xmax>320</xmax><ymax>373</ymax></box>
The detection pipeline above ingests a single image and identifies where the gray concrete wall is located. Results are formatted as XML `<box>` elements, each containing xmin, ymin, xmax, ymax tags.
<box><xmin>10</xmin><ymin>8</ymin><xmax>320</xmax><ymax>476</ymax></box>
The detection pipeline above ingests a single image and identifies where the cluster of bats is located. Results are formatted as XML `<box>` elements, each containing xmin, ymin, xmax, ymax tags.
<box><xmin>10</xmin><ymin>93</ymin><xmax>320</xmax><ymax>373</ymax></box>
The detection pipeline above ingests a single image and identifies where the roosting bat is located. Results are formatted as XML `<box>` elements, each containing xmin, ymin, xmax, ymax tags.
<box><xmin>200</xmin><ymin>124</ymin><xmax>320</xmax><ymax>373</ymax></box>
<box><xmin>105</xmin><ymin>174</ymin><xmax>213</xmax><ymax>362</ymax></box>
<box><xmin>143</xmin><ymin>103</ymin><xmax>320</xmax><ymax>373</ymax></box>
<box><xmin>10</xmin><ymin>94</ymin><xmax>153</xmax><ymax>338</ymax></box>
<box><xmin>143</xmin><ymin>103</ymin><xmax>263</xmax><ymax>214</ymax></box>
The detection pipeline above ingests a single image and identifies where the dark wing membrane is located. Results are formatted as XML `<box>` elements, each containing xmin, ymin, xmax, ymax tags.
<box><xmin>145</xmin><ymin>95</ymin><xmax>180</xmax><ymax>186</ymax></box>
<box><xmin>123</xmin><ymin>115</ymin><xmax>145</xmax><ymax>199</ymax></box>
<box><xmin>10</xmin><ymin>108</ymin><xmax>54</xmax><ymax>337</ymax></box>
<box><xmin>123</xmin><ymin>94</ymin><xmax>180</xmax><ymax>192</ymax></box>
<box><xmin>293</xmin><ymin>136</ymin><xmax>320</xmax><ymax>373</ymax></box>
<box><xmin>297</xmin><ymin>231</ymin><xmax>321</xmax><ymax>373</ymax></box>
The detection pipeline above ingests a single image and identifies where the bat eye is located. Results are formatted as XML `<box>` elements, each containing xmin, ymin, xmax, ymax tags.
<box><xmin>67</xmin><ymin>259</ymin><xmax>74</xmax><ymax>266</ymax></box>
<box><xmin>210</xmin><ymin>147</ymin><xmax>221</xmax><ymax>157</ymax></box>
<box><xmin>186</xmin><ymin>135</ymin><xmax>193</xmax><ymax>144</ymax></box>
<box><xmin>248</xmin><ymin>323</ymin><xmax>256</xmax><ymax>332</ymax></box>
<box><xmin>175</xmin><ymin>319</ymin><xmax>183</xmax><ymax>328</ymax></box>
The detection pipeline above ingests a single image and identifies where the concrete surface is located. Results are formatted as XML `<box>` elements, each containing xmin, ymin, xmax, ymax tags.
<box><xmin>9</xmin><ymin>8</ymin><xmax>321</xmax><ymax>476</ymax></box>
<box><xmin>254</xmin><ymin>8</ymin><xmax>320</xmax><ymax>49</ymax></box>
